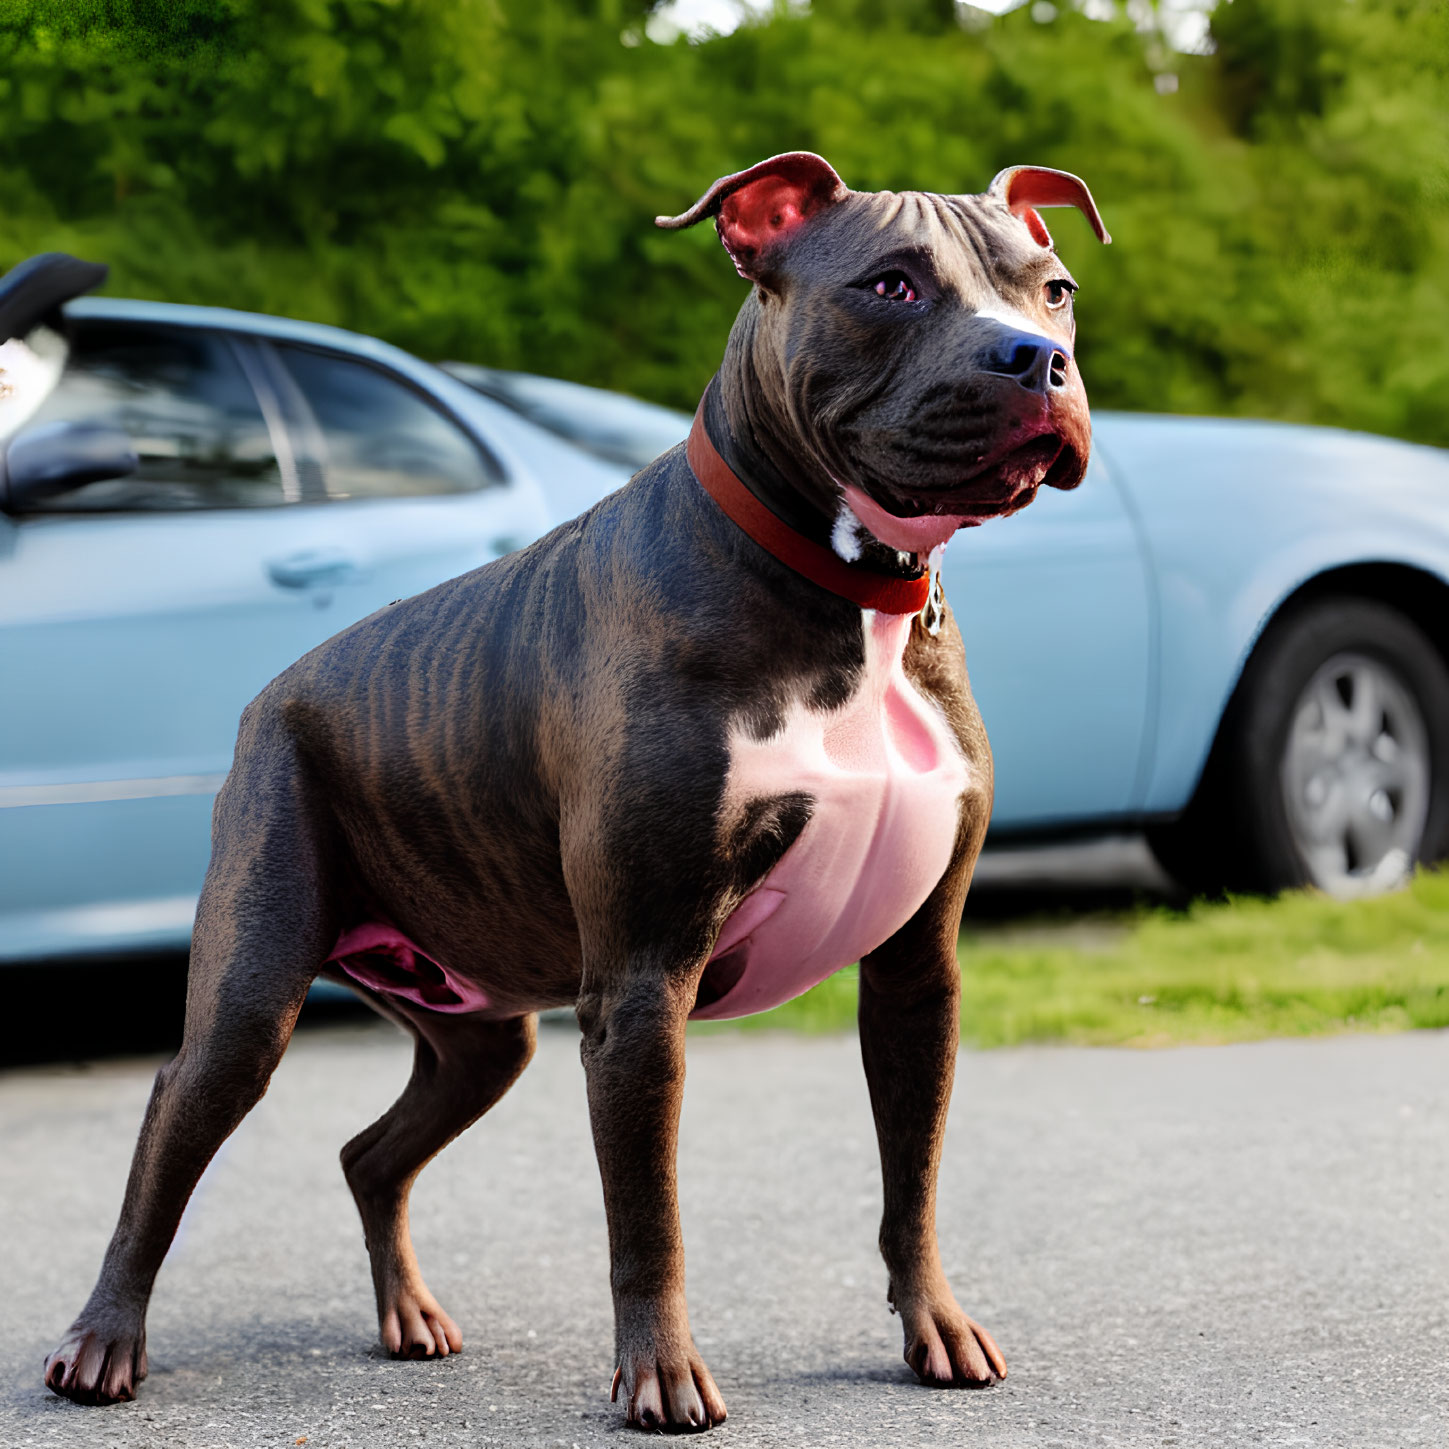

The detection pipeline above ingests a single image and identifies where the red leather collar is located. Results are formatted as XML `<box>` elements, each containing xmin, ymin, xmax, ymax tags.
<box><xmin>686</xmin><ymin>406</ymin><xmax>931</xmax><ymax>616</ymax></box>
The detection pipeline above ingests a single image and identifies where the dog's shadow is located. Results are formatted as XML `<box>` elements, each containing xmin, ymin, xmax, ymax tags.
<box><xmin>793</xmin><ymin>1362</ymin><xmax>999</xmax><ymax>1390</ymax></box>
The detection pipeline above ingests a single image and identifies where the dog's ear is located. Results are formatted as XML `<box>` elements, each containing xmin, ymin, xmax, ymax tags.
<box><xmin>988</xmin><ymin>166</ymin><xmax>1111</xmax><ymax>249</ymax></box>
<box><xmin>656</xmin><ymin>152</ymin><xmax>849</xmax><ymax>281</ymax></box>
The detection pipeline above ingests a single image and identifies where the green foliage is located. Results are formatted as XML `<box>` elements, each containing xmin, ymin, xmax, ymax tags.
<box><xmin>702</xmin><ymin>867</ymin><xmax>1449</xmax><ymax>1046</ymax></box>
<box><xmin>0</xmin><ymin>0</ymin><xmax>1446</xmax><ymax>445</ymax></box>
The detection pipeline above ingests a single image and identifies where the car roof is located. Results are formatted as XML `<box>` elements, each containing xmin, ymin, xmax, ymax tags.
<box><xmin>64</xmin><ymin>296</ymin><xmax>454</xmax><ymax>396</ymax></box>
<box><xmin>62</xmin><ymin>296</ymin><xmax>552</xmax><ymax>481</ymax></box>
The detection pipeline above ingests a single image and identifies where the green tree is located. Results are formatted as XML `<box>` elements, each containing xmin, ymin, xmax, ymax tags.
<box><xmin>0</xmin><ymin>0</ymin><xmax>1444</xmax><ymax>446</ymax></box>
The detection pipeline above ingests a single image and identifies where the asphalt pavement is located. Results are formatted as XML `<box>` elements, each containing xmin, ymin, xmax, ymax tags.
<box><xmin>1</xmin><ymin>1016</ymin><xmax>1444</xmax><ymax>1448</ymax></box>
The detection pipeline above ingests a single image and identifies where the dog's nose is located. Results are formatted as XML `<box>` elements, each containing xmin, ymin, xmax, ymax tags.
<box><xmin>982</xmin><ymin>330</ymin><xmax>1071</xmax><ymax>393</ymax></box>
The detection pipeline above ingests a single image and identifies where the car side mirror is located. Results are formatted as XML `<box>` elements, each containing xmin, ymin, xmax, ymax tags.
<box><xmin>2</xmin><ymin>420</ymin><xmax>138</xmax><ymax>511</ymax></box>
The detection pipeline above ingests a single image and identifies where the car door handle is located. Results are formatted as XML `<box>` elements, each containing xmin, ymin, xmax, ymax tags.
<box><xmin>266</xmin><ymin>548</ymin><xmax>360</xmax><ymax>590</ymax></box>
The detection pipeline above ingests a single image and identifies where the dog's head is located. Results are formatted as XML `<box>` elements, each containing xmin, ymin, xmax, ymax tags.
<box><xmin>659</xmin><ymin>154</ymin><xmax>1110</xmax><ymax>554</ymax></box>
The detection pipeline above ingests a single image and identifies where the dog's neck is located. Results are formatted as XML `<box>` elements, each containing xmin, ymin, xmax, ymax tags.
<box><xmin>706</xmin><ymin>331</ymin><xmax>924</xmax><ymax>582</ymax></box>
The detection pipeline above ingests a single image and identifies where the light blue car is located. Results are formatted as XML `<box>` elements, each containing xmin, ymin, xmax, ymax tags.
<box><xmin>445</xmin><ymin>372</ymin><xmax>1449</xmax><ymax>904</ymax></box>
<box><xmin>0</xmin><ymin>278</ymin><xmax>619</xmax><ymax>962</ymax></box>
<box><xmin>3</xmin><ymin>272</ymin><xmax>1448</xmax><ymax>965</ymax></box>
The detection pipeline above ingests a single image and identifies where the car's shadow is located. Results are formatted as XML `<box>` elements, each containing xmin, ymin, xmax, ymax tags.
<box><xmin>0</xmin><ymin>953</ymin><xmax>372</xmax><ymax>1070</ymax></box>
<box><xmin>3</xmin><ymin>837</ymin><xmax>1183</xmax><ymax>1070</ymax></box>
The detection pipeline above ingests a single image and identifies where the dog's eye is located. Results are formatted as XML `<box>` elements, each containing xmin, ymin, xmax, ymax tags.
<box><xmin>871</xmin><ymin>272</ymin><xmax>917</xmax><ymax>303</ymax></box>
<box><xmin>1044</xmin><ymin>279</ymin><xmax>1077</xmax><ymax>310</ymax></box>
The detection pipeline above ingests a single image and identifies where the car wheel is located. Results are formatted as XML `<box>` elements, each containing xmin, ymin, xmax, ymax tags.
<box><xmin>1148</xmin><ymin>596</ymin><xmax>1449</xmax><ymax>898</ymax></box>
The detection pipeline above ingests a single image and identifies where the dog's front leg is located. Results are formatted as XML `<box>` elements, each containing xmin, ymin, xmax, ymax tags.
<box><xmin>859</xmin><ymin>881</ymin><xmax>1007</xmax><ymax>1389</ymax></box>
<box><xmin>579</xmin><ymin>968</ymin><xmax>726</xmax><ymax>1432</ymax></box>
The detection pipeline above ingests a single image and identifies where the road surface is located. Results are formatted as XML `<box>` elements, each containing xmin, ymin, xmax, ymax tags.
<box><xmin>1</xmin><ymin>1018</ymin><xmax>1444</xmax><ymax>1447</ymax></box>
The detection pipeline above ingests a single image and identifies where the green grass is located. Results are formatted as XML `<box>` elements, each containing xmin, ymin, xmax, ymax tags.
<box><xmin>695</xmin><ymin>868</ymin><xmax>1449</xmax><ymax>1048</ymax></box>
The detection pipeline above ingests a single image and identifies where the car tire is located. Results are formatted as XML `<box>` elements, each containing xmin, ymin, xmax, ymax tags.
<box><xmin>1148</xmin><ymin>596</ymin><xmax>1449</xmax><ymax>898</ymax></box>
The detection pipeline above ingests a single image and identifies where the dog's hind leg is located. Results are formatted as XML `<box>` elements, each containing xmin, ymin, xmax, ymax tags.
<box><xmin>44</xmin><ymin>718</ymin><xmax>337</xmax><ymax>1405</ymax></box>
<box><xmin>339</xmin><ymin>1007</ymin><xmax>536</xmax><ymax>1359</ymax></box>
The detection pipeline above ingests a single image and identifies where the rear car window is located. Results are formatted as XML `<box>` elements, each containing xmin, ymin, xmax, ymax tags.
<box><xmin>272</xmin><ymin>344</ymin><xmax>494</xmax><ymax>500</ymax></box>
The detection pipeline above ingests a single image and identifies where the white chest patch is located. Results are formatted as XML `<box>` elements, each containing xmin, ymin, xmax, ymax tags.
<box><xmin>693</xmin><ymin>608</ymin><xmax>968</xmax><ymax>1020</ymax></box>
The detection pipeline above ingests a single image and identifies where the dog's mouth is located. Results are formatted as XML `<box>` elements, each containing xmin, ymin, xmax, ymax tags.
<box><xmin>838</xmin><ymin>413</ymin><xmax>1090</xmax><ymax>557</ymax></box>
<box><xmin>956</xmin><ymin>435</ymin><xmax>1065</xmax><ymax>513</ymax></box>
<box><xmin>833</xmin><ymin>380</ymin><xmax>1093</xmax><ymax>556</ymax></box>
<box><xmin>842</xmin><ymin>433</ymin><xmax>1076</xmax><ymax>555</ymax></box>
<box><xmin>893</xmin><ymin>428</ymin><xmax>1081</xmax><ymax>520</ymax></box>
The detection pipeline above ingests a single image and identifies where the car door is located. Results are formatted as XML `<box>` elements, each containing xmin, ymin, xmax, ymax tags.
<box><xmin>940</xmin><ymin>446</ymin><xmax>1154</xmax><ymax>831</ymax></box>
<box><xmin>0</xmin><ymin>321</ymin><xmax>543</xmax><ymax>961</ymax></box>
<box><xmin>0</xmin><ymin>318</ymin><xmax>348</xmax><ymax>957</ymax></box>
<box><xmin>250</xmin><ymin>338</ymin><xmax>547</xmax><ymax>610</ymax></box>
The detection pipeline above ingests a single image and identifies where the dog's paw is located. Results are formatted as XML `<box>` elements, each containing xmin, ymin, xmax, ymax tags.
<box><xmin>44</xmin><ymin>1318</ymin><xmax>148</xmax><ymax>1405</ymax></box>
<box><xmin>899</xmin><ymin>1295</ymin><xmax>1006</xmax><ymax>1388</ymax></box>
<box><xmin>380</xmin><ymin>1288</ymin><xmax>462</xmax><ymax>1360</ymax></box>
<box><xmin>611</xmin><ymin>1355</ymin><xmax>727</xmax><ymax>1433</ymax></box>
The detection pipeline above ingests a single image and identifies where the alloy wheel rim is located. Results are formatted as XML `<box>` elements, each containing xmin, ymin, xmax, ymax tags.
<box><xmin>1279</xmin><ymin>652</ymin><xmax>1430</xmax><ymax>897</ymax></box>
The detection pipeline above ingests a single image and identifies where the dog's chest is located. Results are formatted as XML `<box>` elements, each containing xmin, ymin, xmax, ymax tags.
<box><xmin>690</xmin><ymin>610</ymin><xmax>967</xmax><ymax>1021</ymax></box>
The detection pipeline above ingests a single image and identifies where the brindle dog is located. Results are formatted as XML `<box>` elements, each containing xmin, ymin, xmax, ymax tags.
<box><xmin>44</xmin><ymin>153</ymin><xmax>1108</xmax><ymax>1431</ymax></box>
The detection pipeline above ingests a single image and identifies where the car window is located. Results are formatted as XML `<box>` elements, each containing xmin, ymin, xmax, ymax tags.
<box><xmin>272</xmin><ymin>344</ymin><xmax>495</xmax><ymax>500</ymax></box>
<box><xmin>19</xmin><ymin>321</ymin><xmax>284</xmax><ymax>511</ymax></box>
